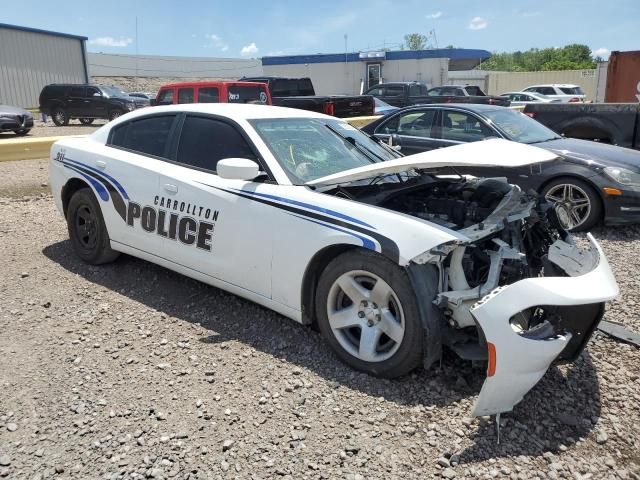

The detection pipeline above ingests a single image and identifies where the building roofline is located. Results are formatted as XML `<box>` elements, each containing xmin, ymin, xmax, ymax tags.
<box><xmin>0</xmin><ymin>22</ymin><xmax>88</xmax><ymax>41</ymax></box>
<box><xmin>262</xmin><ymin>48</ymin><xmax>491</xmax><ymax>66</ymax></box>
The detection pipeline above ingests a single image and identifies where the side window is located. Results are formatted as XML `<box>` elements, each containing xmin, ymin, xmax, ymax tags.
<box><xmin>86</xmin><ymin>87</ymin><xmax>101</xmax><ymax>98</ymax></box>
<box><xmin>176</xmin><ymin>116</ymin><xmax>255</xmax><ymax>172</ymax></box>
<box><xmin>378</xmin><ymin>110</ymin><xmax>436</xmax><ymax>138</ymax></box>
<box><xmin>427</xmin><ymin>88</ymin><xmax>441</xmax><ymax>96</ymax></box>
<box><xmin>157</xmin><ymin>89</ymin><xmax>174</xmax><ymax>105</ymax></box>
<box><xmin>523</xmin><ymin>87</ymin><xmax>536</xmax><ymax>93</ymax></box>
<box><xmin>542</xmin><ymin>87</ymin><xmax>556</xmax><ymax>95</ymax></box>
<box><xmin>178</xmin><ymin>88</ymin><xmax>194</xmax><ymax>104</ymax></box>
<box><xmin>409</xmin><ymin>85</ymin><xmax>422</xmax><ymax>97</ymax></box>
<box><xmin>383</xmin><ymin>86</ymin><xmax>404</xmax><ymax>97</ymax></box>
<box><xmin>109</xmin><ymin>115</ymin><xmax>176</xmax><ymax>158</ymax></box>
<box><xmin>70</xmin><ymin>86</ymin><xmax>84</xmax><ymax>97</ymax></box>
<box><xmin>366</xmin><ymin>87</ymin><xmax>384</xmax><ymax>96</ymax></box>
<box><xmin>440</xmin><ymin>111</ymin><xmax>494</xmax><ymax>143</ymax></box>
<box><xmin>198</xmin><ymin>87</ymin><xmax>219</xmax><ymax>103</ymax></box>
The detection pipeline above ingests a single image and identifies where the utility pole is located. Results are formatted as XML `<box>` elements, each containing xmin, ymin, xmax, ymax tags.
<box><xmin>135</xmin><ymin>16</ymin><xmax>139</xmax><ymax>90</ymax></box>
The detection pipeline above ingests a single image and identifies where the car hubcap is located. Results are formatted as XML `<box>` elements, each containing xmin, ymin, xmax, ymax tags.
<box><xmin>55</xmin><ymin>111</ymin><xmax>64</xmax><ymax>123</ymax></box>
<box><xmin>76</xmin><ymin>205</ymin><xmax>98</xmax><ymax>249</ymax></box>
<box><xmin>544</xmin><ymin>183</ymin><xmax>591</xmax><ymax>229</ymax></box>
<box><xmin>327</xmin><ymin>270</ymin><xmax>405</xmax><ymax>362</ymax></box>
<box><xmin>111</xmin><ymin>112</ymin><xmax>120</xmax><ymax>119</ymax></box>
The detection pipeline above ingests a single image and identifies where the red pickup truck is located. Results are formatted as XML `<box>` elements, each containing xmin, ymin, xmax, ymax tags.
<box><xmin>153</xmin><ymin>81</ymin><xmax>272</xmax><ymax>106</ymax></box>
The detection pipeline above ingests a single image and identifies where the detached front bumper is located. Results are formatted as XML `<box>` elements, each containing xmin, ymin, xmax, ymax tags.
<box><xmin>471</xmin><ymin>233</ymin><xmax>619</xmax><ymax>417</ymax></box>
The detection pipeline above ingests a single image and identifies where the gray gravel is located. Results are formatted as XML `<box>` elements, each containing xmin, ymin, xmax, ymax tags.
<box><xmin>1</xmin><ymin>158</ymin><xmax>639</xmax><ymax>479</ymax></box>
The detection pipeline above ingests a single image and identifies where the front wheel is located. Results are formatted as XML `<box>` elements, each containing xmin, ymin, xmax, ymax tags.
<box><xmin>79</xmin><ymin>118</ymin><xmax>94</xmax><ymax>125</ymax></box>
<box><xmin>52</xmin><ymin>107</ymin><xmax>69</xmax><ymax>126</ymax></box>
<box><xmin>541</xmin><ymin>177</ymin><xmax>602</xmax><ymax>232</ymax></box>
<box><xmin>14</xmin><ymin>129</ymin><xmax>30</xmax><ymax>136</ymax></box>
<box><xmin>67</xmin><ymin>188</ymin><xmax>120</xmax><ymax>265</ymax></box>
<box><xmin>315</xmin><ymin>250</ymin><xmax>424</xmax><ymax>378</ymax></box>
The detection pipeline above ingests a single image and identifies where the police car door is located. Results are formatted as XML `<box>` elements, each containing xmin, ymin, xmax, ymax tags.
<box><xmin>154</xmin><ymin>113</ymin><xmax>275</xmax><ymax>299</ymax></box>
<box><xmin>97</xmin><ymin>113</ymin><xmax>180</xmax><ymax>256</ymax></box>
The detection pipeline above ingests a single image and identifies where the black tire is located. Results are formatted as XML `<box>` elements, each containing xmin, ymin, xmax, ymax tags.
<box><xmin>541</xmin><ymin>177</ymin><xmax>602</xmax><ymax>232</ymax></box>
<box><xmin>67</xmin><ymin>188</ymin><xmax>119</xmax><ymax>265</ymax></box>
<box><xmin>315</xmin><ymin>249</ymin><xmax>425</xmax><ymax>378</ymax></box>
<box><xmin>108</xmin><ymin>110</ymin><xmax>123</xmax><ymax>121</ymax></box>
<box><xmin>52</xmin><ymin>107</ymin><xmax>69</xmax><ymax>126</ymax></box>
<box><xmin>79</xmin><ymin>118</ymin><xmax>94</xmax><ymax>125</ymax></box>
<box><xmin>13</xmin><ymin>129</ymin><xmax>30</xmax><ymax>136</ymax></box>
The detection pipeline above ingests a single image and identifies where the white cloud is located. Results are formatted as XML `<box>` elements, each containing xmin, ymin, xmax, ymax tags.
<box><xmin>468</xmin><ymin>17</ymin><xmax>488</xmax><ymax>30</ymax></box>
<box><xmin>89</xmin><ymin>36</ymin><xmax>133</xmax><ymax>47</ymax></box>
<box><xmin>593</xmin><ymin>47</ymin><xmax>610</xmax><ymax>58</ymax></box>
<box><xmin>426</xmin><ymin>11</ymin><xmax>442</xmax><ymax>19</ymax></box>
<box><xmin>240</xmin><ymin>42</ymin><xmax>259</xmax><ymax>56</ymax></box>
<box><xmin>205</xmin><ymin>33</ymin><xmax>229</xmax><ymax>52</ymax></box>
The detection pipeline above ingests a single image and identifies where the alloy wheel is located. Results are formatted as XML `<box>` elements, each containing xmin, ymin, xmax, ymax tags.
<box><xmin>544</xmin><ymin>183</ymin><xmax>592</xmax><ymax>230</ymax></box>
<box><xmin>326</xmin><ymin>270</ymin><xmax>405</xmax><ymax>363</ymax></box>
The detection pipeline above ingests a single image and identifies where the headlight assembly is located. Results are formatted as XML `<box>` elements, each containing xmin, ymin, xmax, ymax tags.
<box><xmin>604</xmin><ymin>166</ymin><xmax>640</xmax><ymax>186</ymax></box>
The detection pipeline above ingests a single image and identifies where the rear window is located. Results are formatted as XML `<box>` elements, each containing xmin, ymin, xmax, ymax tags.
<box><xmin>110</xmin><ymin>115</ymin><xmax>176</xmax><ymax>158</ymax></box>
<box><xmin>198</xmin><ymin>87</ymin><xmax>219</xmax><ymax>103</ymax></box>
<box><xmin>383</xmin><ymin>85</ymin><xmax>404</xmax><ymax>97</ymax></box>
<box><xmin>271</xmin><ymin>79</ymin><xmax>314</xmax><ymax>96</ymax></box>
<box><xmin>227</xmin><ymin>85</ymin><xmax>269</xmax><ymax>104</ymax></box>
<box><xmin>559</xmin><ymin>86</ymin><xmax>584</xmax><ymax>95</ymax></box>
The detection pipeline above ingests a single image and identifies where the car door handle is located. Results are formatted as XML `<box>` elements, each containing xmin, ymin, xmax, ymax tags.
<box><xmin>164</xmin><ymin>184</ymin><xmax>178</xmax><ymax>194</ymax></box>
<box><xmin>95</xmin><ymin>160</ymin><xmax>106</xmax><ymax>169</ymax></box>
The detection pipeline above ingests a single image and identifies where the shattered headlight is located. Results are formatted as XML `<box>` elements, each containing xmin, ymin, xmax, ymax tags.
<box><xmin>604</xmin><ymin>166</ymin><xmax>640</xmax><ymax>186</ymax></box>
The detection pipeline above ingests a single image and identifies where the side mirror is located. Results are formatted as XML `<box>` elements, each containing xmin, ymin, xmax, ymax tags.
<box><xmin>150</xmin><ymin>99</ymin><xmax>157</xmax><ymax>106</ymax></box>
<box><xmin>217</xmin><ymin>158</ymin><xmax>260</xmax><ymax>180</ymax></box>
<box><xmin>389</xmin><ymin>134</ymin><xmax>402</xmax><ymax>151</ymax></box>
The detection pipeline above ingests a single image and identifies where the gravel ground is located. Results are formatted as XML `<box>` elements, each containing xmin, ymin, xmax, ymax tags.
<box><xmin>1</xmin><ymin>159</ymin><xmax>639</xmax><ymax>480</ymax></box>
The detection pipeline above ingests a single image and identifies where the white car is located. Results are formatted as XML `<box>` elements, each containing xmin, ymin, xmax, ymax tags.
<box><xmin>49</xmin><ymin>104</ymin><xmax>618</xmax><ymax>418</ymax></box>
<box><xmin>522</xmin><ymin>84</ymin><xmax>586</xmax><ymax>103</ymax></box>
<box><xmin>501</xmin><ymin>91</ymin><xmax>561</xmax><ymax>107</ymax></box>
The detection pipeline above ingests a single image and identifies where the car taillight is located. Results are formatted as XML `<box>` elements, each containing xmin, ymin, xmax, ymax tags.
<box><xmin>324</xmin><ymin>102</ymin><xmax>335</xmax><ymax>116</ymax></box>
<box><xmin>524</xmin><ymin>112</ymin><xmax>536</xmax><ymax>118</ymax></box>
<box><xmin>568</xmin><ymin>97</ymin><xmax>581</xmax><ymax>103</ymax></box>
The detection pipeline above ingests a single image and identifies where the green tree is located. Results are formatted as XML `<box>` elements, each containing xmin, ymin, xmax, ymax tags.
<box><xmin>404</xmin><ymin>33</ymin><xmax>429</xmax><ymax>50</ymax></box>
<box><xmin>478</xmin><ymin>44</ymin><xmax>597</xmax><ymax>71</ymax></box>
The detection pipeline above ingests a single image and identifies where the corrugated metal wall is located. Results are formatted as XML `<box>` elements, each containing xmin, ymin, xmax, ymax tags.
<box><xmin>88</xmin><ymin>53</ymin><xmax>263</xmax><ymax>78</ymax></box>
<box><xmin>0</xmin><ymin>27</ymin><xmax>87</xmax><ymax>108</ymax></box>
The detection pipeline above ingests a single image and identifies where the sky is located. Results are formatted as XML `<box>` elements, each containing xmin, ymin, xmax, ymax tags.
<box><xmin>3</xmin><ymin>0</ymin><xmax>638</xmax><ymax>59</ymax></box>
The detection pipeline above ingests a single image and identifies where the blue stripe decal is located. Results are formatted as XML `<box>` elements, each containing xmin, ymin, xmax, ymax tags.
<box><xmin>63</xmin><ymin>157</ymin><xmax>129</xmax><ymax>200</ymax></box>
<box><xmin>229</xmin><ymin>188</ymin><xmax>374</xmax><ymax>229</ymax></box>
<box><xmin>64</xmin><ymin>164</ymin><xmax>109</xmax><ymax>201</ymax></box>
<box><xmin>286</xmin><ymin>212</ymin><xmax>377</xmax><ymax>252</ymax></box>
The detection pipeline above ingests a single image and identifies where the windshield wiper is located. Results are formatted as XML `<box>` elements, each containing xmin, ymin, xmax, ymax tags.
<box><xmin>324</xmin><ymin>124</ymin><xmax>387</xmax><ymax>164</ymax></box>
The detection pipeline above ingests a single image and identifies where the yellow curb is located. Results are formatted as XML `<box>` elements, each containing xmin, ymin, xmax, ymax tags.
<box><xmin>0</xmin><ymin>136</ymin><xmax>86</xmax><ymax>162</ymax></box>
<box><xmin>344</xmin><ymin>116</ymin><xmax>381</xmax><ymax>129</ymax></box>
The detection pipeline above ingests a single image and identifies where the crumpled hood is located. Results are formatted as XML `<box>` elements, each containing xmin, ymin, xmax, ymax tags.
<box><xmin>0</xmin><ymin>105</ymin><xmax>30</xmax><ymax>117</ymax></box>
<box><xmin>307</xmin><ymin>138</ymin><xmax>559</xmax><ymax>186</ymax></box>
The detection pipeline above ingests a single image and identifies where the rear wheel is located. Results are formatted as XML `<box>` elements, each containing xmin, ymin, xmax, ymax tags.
<box><xmin>542</xmin><ymin>177</ymin><xmax>602</xmax><ymax>231</ymax></box>
<box><xmin>79</xmin><ymin>118</ymin><xmax>94</xmax><ymax>125</ymax></box>
<box><xmin>52</xmin><ymin>107</ymin><xmax>68</xmax><ymax>126</ymax></box>
<box><xmin>316</xmin><ymin>250</ymin><xmax>425</xmax><ymax>378</ymax></box>
<box><xmin>108</xmin><ymin>110</ymin><xmax>123</xmax><ymax>121</ymax></box>
<box><xmin>67</xmin><ymin>188</ymin><xmax>119</xmax><ymax>265</ymax></box>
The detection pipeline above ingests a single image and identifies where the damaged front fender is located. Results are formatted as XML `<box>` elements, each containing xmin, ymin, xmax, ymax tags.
<box><xmin>471</xmin><ymin>233</ymin><xmax>619</xmax><ymax>417</ymax></box>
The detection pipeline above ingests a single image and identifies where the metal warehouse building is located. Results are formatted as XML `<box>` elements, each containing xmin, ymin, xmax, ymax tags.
<box><xmin>261</xmin><ymin>48</ymin><xmax>491</xmax><ymax>96</ymax></box>
<box><xmin>0</xmin><ymin>23</ymin><xmax>89</xmax><ymax>108</ymax></box>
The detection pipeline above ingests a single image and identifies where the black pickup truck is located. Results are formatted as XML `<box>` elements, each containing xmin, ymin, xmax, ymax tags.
<box><xmin>363</xmin><ymin>82</ymin><xmax>510</xmax><ymax>107</ymax></box>
<box><xmin>524</xmin><ymin>103</ymin><xmax>640</xmax><ymax>150</ymax></box>
<box><xmin>241</xmin><ymin>76</ymin><xmax>374</xmax><ymax>118</ymax></box>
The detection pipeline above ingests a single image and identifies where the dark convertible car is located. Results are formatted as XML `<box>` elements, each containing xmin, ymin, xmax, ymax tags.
<box><xmin>363</xmin><ymin>104</ymin><xmax>640</xmax><ymax>231</ymax></box>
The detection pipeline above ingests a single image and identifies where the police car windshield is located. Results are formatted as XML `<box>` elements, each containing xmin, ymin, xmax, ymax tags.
<box><xmin>251</xmin><ymin>118</ymin><xmax>397</xmax><ymax>184</ymax></box>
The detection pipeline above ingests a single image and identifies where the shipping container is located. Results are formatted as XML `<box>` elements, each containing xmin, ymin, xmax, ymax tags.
<box><xmin>605</xmin><ymin>50</ymin><xmax>640</xmax><ymax>103</ymax></box>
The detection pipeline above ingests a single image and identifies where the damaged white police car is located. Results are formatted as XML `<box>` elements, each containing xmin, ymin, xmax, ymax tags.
<box><xmin>49</xmin><ymin>104</ymin><xmax>618</xmax><ymax>417</ymax></box>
